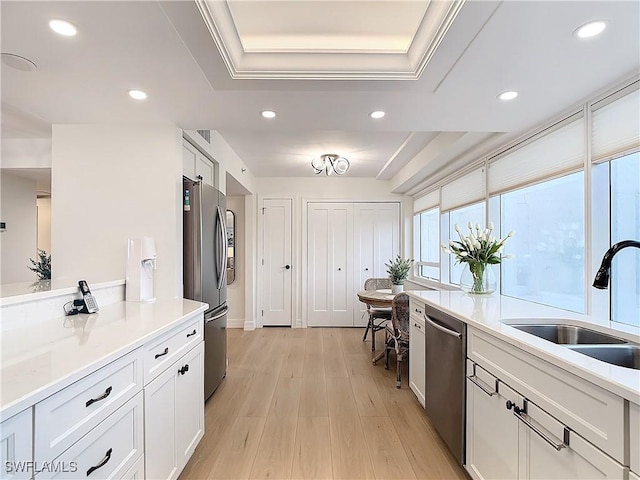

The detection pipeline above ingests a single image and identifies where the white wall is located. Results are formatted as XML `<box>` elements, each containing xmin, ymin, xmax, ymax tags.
<box><xmin>51</xmin><ymin>124</ymin><xmax>183</xmax><ymax>300</ymax></box>
<box><xmin>37</xmin><ymin>197</ymin><xmax>51</xmax><ymax>253</ymax></box>
<box><xmin>226</xmin><ymin>196</ymin><xmax>245</xmax><ymax>326</ymax></box>
<box><xmin>0</xmin><ymin>171</ymin><xmax>38</xmax><ymax>283</ymax></box>
<box><xmin>0</xmin><ymin>139</ymin><xmax>52</xmax><ymax>169</ymax></box>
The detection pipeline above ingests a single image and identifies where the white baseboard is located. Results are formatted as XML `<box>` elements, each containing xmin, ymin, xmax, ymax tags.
<box><xmin>227</xmin><ymin>318</ymin><xmax>245</xmax><ymax>329</ymax></box>
<box><xmin>243</xmin><ymin>320</ymin><xmax>256</xmax><ymax>331</ymax></box>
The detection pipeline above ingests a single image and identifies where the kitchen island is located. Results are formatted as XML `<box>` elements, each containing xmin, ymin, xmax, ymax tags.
<box><xmin>407</xmin><ymin>289</ymin><xmax>640</xmax><ymax>480</ymax></box>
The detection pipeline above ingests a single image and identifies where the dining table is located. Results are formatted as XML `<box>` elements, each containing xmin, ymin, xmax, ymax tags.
<box><xmin>356</xmin><ymin>288</ymin><xmax>396</xmax><ymax>308</ymax></box>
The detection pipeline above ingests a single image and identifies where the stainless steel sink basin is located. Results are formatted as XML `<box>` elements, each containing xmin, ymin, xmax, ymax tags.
<box><xmin>510</xmin><ymin>324</ymin><xmax>628</xmax><ymax>345</ymax></box>
<box><xmin>566</xmin><ymin>345</ymin><xmax>640</xmax><ymax>370</ymax></box>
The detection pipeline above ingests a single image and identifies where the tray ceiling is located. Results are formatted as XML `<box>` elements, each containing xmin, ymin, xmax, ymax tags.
<box><xmin>197</xmin><ymin>0</ymin><xmax>465</xmax><ymax>79</ymax></box>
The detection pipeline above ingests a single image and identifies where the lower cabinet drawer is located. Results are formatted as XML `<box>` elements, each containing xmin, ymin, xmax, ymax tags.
<box><xmin>37</xmin><ymin>392</ymin><xmax>144</xmax><ymax>480</ymax></box>
<box><xmin>144</xmin><ymin>316</ymin><xmax>202</xmax><ymax>384</ymax></box>
<box><xmin>35</xmin><ymin>348</ymin><xmax>143</xmax><ymax>464</ymax></box>
<box><xmin>523</xmin><ymin>401</ymin><xmax>625</xmax><ymax>480</ymax></box>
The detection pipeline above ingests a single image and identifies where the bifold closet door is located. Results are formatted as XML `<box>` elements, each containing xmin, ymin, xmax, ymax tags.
<box><xmin>307</xmin><ymin>203</ymin><xmax>353</xmax><ymax>327</ymax></box>
<box><xmin>353</xmin><ymin>203</ymin><xmax>400</xmax><ymax>325</ymax></box>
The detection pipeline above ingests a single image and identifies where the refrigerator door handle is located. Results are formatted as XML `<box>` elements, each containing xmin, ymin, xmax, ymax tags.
<box><xmin>206</xmin><ymin>306</ymin><xmax>229</xmax><ymax>322</ymax></box>
<box><xmin>194</xmin><ymin>181</ymin><xmax>203</xmax><ymax>300</ymax></box>
<box><xmin>216</xmin><ymin>205</ymin><xmax>227</xmax><ymax>290</ymax></box>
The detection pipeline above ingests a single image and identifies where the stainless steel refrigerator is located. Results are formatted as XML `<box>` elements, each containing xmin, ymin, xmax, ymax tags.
<box><xmin>183</xmin><ymin>178</ymin><xmax>228</xmax><ymax>401</ymax></box>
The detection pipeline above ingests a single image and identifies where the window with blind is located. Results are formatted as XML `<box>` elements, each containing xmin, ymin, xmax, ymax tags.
<box><xmin>409</xmin><ymin>79</ymin><xmax>638</xmax><ymax>322</ymax></box>
<box><xmin>413</xmin><ymin>207</ymin><xmax>440</xmax><ymax>280</ymax></box>
<box><xmin>499</xmin><ymin>172</ymin><xmax>585</xmax><ymax>312</ymax></box>
<box><xmin>448</xmin><ymin>202</ymin><xmax>486</xmax><ymax>285</ymax></box>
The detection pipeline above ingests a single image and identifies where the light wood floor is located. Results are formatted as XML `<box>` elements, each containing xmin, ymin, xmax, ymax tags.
<box><xmin>179</xmin><ymin>327</ymin><xmax>469</xmax><ymax>480</ymax></box>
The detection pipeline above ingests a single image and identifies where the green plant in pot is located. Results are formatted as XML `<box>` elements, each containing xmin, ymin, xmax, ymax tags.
<box><xmin>28</xmin><ymin>249</ymin><xmax>51</xmax><ymax>281</ymax></box>
<box><xmin>386</xmin><ymin>255</ymin><xmax>414</xmax><ymax>293</ymax></box>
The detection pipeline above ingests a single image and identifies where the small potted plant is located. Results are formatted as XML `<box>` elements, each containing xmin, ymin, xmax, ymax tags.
<box><xmin>28</xmin><ymin>249</ymin><xmax>52</xmax><ymax>281</ymax></box>
<box><xmin>386</xmin><ymin>254</ymin><xmax>414</xmax><ymax>293</ymax></box>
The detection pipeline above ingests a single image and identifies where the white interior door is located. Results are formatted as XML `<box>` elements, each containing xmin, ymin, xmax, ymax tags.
<box><xmin>373</xmin><ymin>203</ymin><xmax>400</xmax><ymax>277</ymax></box>
<box><xmin>262</xmin><ymin>199</ymin><xmax>292</xmax><ymax>326</ymax></box>
<box><xmin>353</xmin><ymin>206</ymin><xmax>375</xmax><ymax>326</ymax></box>
<box><xmin>307</xmin><ymin>203</ymin><xmax>353</xmax><ymax>327</ymax></box>
<box><xmin>353</xmin><ymin>203</ymin><xmax>400</xmax><ymax>325</ymax></box>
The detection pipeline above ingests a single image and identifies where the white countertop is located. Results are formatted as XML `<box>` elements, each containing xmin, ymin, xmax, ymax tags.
<box><xmin>0</xmin><ymin>298</ymin><xmax>207</xmax><ymax>421</ymax></box>
<box><xmin>407</xmin><ymin>290</ymin><xmax>640</xmax><ymax>403</ymax></box>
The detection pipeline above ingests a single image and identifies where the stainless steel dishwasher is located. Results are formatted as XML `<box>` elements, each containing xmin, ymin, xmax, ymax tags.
<box><xmin>424</xmin><ymin>304</ymin><xmax>467</xmax><ymax>465</ymax></box>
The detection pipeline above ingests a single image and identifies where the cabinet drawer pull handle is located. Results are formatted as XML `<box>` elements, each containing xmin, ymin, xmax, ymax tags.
<box><xmin>155</xmin><ymin>347</ymin><xmax>169</xmax><ymax>359</ymax></box>
<box><xmin>186</xmin><ymin>329</ymin><xmax>197</xmax><ymax>338</ymax></box>
<box><xmin>87</xmin><ymin>448</ymin><xmax>112</xmax><ymax>476</ymax></box>
<box><xmin>510</xmin><ymin>403</ymin><xmax>568</xmax><ymax>451</ymax></box>
<box><xmin>467</xmin><ymin>375</ymin><xmax>497</xmax><ymax>396</ymax></box>
<box><xmin>85</xmin><ymin>386</ymin><xmax>113</xmax><ymax>407</ymax></box>
<box><xmin>178</xmin><ymin>364</ymin><xmax>190</xmax><ymax>375</ymax></box>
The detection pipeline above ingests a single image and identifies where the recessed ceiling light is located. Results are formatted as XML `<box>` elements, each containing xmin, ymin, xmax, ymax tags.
<box><xmin>370</xmin><ymin>110</ymin><xmax>386</xmax><ymax>119</ymax></box>
<box><xmin>261</xmin><ymin>110</ymin><xmax>276</xmax><ymax>119</ymax></box>
<box><xmin>128</xmin><ymin>90</ymin><xmax>148</xmax><ymax>100</ymax></box>
<box><xmin>49</xmin><ymin>19</ymin><xmax>77</xmax><ymax>37</ymax></box>
<box><xmin>498</xmin><ymin>91</ymin><xmax>518</xmax><ymax>101</ymax></box>
<box><xmin>1</xmin><ymin>53</ymin><xmax>37</xmax><ymax>72</ymax></box>
<box><xmin>575</xmin><ymin>21</ymin><xmax>607</xmax><ymax>39</ymax></box>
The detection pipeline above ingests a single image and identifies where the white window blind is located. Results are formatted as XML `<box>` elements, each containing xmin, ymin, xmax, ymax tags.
<box><xmin>488</xmin><ymin>116</ymin><xmax>585</xmax><ymax>195</ymax></box>
<box><xmin>592</xmin><ymin>87</ymin><xmax>640</xmax><ymax>162</ymax></box>
<box><xmin>413</xmin><ymin>189</ymin><xmax>439</xmax><ymax>213</ymax></box>
<box><xmin>440</xmin><ymin>167</ymin><xmax>485</xmax><ymax>212</ymax></box>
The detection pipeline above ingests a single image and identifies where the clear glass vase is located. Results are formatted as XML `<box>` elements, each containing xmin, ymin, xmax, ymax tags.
<box><xmin>460</xmin><ymin>262</ymin><xmax>496</xmax><ymax>294</ymax></box>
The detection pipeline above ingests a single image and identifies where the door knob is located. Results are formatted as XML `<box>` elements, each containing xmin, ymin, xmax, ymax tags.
<box><xmin>284</xmin><ymin>265</ymin><xmax>291</xmax><ymax>270</ymax></box>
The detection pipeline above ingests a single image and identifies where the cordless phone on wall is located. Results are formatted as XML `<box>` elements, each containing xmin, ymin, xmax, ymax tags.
<box><xmin>77</xmin><ymin>280</ymin><xmax>99</xmax><ymax>313</ymax></box>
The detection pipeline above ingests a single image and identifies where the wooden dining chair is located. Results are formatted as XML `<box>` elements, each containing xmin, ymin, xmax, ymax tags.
<box><xmin>383</xmin><ymin>292</ymin><xmax>410</xmax><ymax>388</ymax></box>
<box><xmin>362</xmin><ymin>277</ymin><xmax>393</xmax><ymax>351</ymax></box>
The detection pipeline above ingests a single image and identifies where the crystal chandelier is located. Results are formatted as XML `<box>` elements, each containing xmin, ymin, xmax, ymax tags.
<box><xmin>311</xmin><ymin>154</ymin><xmax>350</xmax><ymax>176</ymax></box>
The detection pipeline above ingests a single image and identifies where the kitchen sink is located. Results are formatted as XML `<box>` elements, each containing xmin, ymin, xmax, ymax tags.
<box><xmin>509</xmin><ymin>324</ymin><xmax>628</xmax><ymax>345</ymax></box>
<box><xmin>566</xmin><ymin>345</ymin><xmax>640</xmax><ymax>370</ymax></box>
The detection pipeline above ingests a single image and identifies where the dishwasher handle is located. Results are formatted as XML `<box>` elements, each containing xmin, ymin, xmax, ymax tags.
<box><xmin>425</xmin><ymin>314</ymin><xmax>462</xmax><ymax>339</ymax></box>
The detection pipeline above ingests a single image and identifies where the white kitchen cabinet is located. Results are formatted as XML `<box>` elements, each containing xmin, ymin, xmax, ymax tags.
<box><xmin>308</xmin><ymin>202</ymin><xmax>400</xmax><ymax>327</ymax></box>
<box><xmin>630</xmin><ymin>402</ymin><xmax>639</xmax><ymax>476</ymax></box>
<box><xmin>467</xmin><ymin>326</ymin><xmax>625</xmax><ymax>463</ymax></box>
<box><xmin>183</xmin><ymin>140</ymin><xmax>214</xmax><ymax>186</ymax></box>
<box><xmin>466</xmin><ymin>361</ymin><xmax>520</xmax><ymax>480</ymax></box>
<box><xmin>466</xmin><ymin>326</ymin><xmax>627</xmax><ymax>480</ymax></box>
<box><xmin>0</xmin><ymin>408</ymin><xmax>32</xmax><ymax>480</ymax></box>
<box><xmin>145</xmin><ymin>341</ymin><xmax>204</xmax><ymax>480</ymax></box>
<box><xmin>353</xmin><ymin>203</ymin><xmax>400</xmax><ymax>325</ymax></box>
<box><xmin>121</xmin><ymin>455</ymin><xmax>144</xmax><ymax>479</ymax></box>
<box><xmin>409</xmin><ymin>311</ymin><xmax>426</xmax><ymax>407</ymax></box>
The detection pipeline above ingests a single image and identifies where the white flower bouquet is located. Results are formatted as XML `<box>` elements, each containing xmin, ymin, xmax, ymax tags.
<box><xmin>441</xmin><ymin>222</ymin><xmax>514</xmax><ymax>293</ymax></box>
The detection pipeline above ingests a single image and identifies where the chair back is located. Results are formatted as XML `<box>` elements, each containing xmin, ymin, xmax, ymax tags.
<box><xmin>391</xmin><ymin>292</ymin><xmax>410</xmax><ymax>336</ymax></box>
<box><xmin>364</xmin><ymin>277</ymin><xmax>392</xmax><ymax>291</ymax></box>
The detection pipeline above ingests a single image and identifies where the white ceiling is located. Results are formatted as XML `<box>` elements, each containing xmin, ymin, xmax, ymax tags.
<box><xmin>1</xmin><ymin>1</ymin><xmax>639</xmax><ymax>192</ymax></box>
